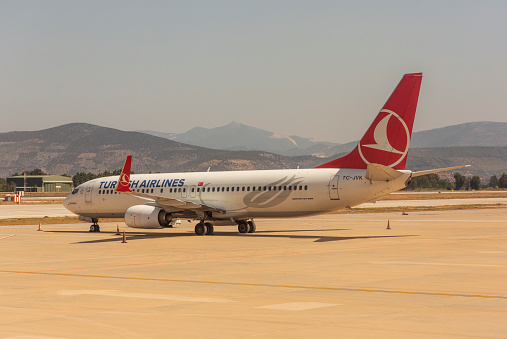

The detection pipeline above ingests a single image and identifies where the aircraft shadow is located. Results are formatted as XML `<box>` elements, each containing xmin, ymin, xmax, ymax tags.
<box><xmin>46</xmin><ymin>228</ymin><xmax>417</xmax><ymax>244</ymax></box>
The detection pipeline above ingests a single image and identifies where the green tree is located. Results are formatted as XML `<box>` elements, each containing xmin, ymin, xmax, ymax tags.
<box><xmin>27</xmin><ymin>168</ymin><xmax>47</xmax><ymax>175</ymax></box>
<box><xmin>0</xmin><ymin>178</ymin><xmax>16</xmax><ymax>192</ymax></box>
<box><xmin>499</xmin><ymin>173</ymin><xmax>507</xmax><ymax>188</ymax></box>
<box><xmin>454</xmin><ymin>173</ymin><xmax>467</xmax><ymax>190</ymax></box>
<box><xmin>489</xmin><ymin>175</ymin><xmax>499</xmax><ymax>188</ymax></box>
<box><xmin>470</xmin><ymin>176</ymin><xmax>481</xmax><ymax>190</ymax></box>
<box><xmin>405</xmin><ymin>173</ymin><xmax>453</xmax><ymax>190</ymax></box>
<box><xmin>72</xmin><ymin>172</ymin><xmax>99</xmax><ymax>187</ymax></box>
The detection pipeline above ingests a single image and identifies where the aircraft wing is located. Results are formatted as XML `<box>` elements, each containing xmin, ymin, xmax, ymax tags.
<box><xmin>412</xmin><ymin>165</ymin><xmax>470</xmax><ymax>177</ymax></box>
<box><xmin>124</xmin><ymin>190</ymin><xmax>225</xmax><ymax>213</ymax></box>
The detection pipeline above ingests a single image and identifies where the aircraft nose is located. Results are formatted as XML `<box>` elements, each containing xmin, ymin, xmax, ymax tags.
<box><xmin>63</xmin><ymin>195</ymin><xmax>74</xmax><ymax>212</ymax></box>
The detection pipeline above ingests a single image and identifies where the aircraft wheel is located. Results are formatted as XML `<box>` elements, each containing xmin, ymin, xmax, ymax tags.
<box><xmin>247</xmin><ymin>221</ymin><xmax>256</xmax><ymax>233</ymax></box>
<box><xmin>204</xmin><ymin>222</ymin><xmax>214</xmax><ymax>235</ymax></box>
<box><xmin>195</xmin><ymin>223</ymin><xmax>206</xmax><ymax>236</ymax></box>
<box><xmin>238</xmin><ymin>222</ymin><xmax>249</xmax><ymax>234</ymax></box>
<box><xmin>89</xmin><ymin>225</ymin><xmax>95</xmax><ymax>232</ymax></box>
<box><xmin>89</xmin><ymin>224</ymin><xmax>100</xmax><ymax>232</ymax></box>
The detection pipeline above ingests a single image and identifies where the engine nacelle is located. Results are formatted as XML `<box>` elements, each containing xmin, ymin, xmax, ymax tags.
<box><xmin>124</xmin><ymin>205</ymin><xmax>170</xmax><ymax>229</ymax></box>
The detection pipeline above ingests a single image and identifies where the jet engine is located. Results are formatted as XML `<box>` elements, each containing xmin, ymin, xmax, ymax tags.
<box><xmin>124</xmin><ymin>205</ymin><xmax>171</xmax><ymax>229</ymax></box>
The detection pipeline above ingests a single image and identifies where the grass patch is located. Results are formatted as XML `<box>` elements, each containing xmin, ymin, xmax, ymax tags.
<box><xmin>331</xmin><ymin>204</ymin><xmax>507</xmax><ymax>214</ymax></box>
<box><xmin>0</xmin><ymin>217</ymin><xmax>124</xmax><ymax>226</ymax></box>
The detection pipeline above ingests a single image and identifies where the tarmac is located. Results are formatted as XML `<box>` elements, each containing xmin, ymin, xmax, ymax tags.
<box><xmin>1</xmin><ymin>208</ymin><xmax>507</xmax><ymax>338</ymax></box>
<box><xmin>1</xmin><ymin>196</ymin><xmax>506</xmax><ymax>219</ymax></box>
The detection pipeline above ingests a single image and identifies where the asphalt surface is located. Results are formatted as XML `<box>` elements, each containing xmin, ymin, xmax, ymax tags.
<box><xmin>1</xmin><ymin>209</ymin><xmax>506</xmax><ymax>338</ymax></box>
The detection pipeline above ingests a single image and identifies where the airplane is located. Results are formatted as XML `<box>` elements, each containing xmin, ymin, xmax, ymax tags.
<box><xmin>63</xmin><ymin>73</ymin><xmax>467</xmax><ymax>235</ymax></box>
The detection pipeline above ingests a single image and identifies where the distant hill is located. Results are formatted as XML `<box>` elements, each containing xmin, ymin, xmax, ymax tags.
<box><xmin>140</xmin><ymin>121</ymin><xmax>340</xmax><ymax>156</ymax></box>
<box><xmin>141</xmin><ymin>121</ymin><xmax>507</xmax><ymax>157</ymax></box>
<box><xmin>302</xmin><ymin>121</ymin><xmax>507</xmax><ymax>157</ymax></box>
<box><xmin>0</xmin><ymin>123</ymin><xmax>317</xmax><ymax>178</ymax></box>
<box><xmin>410</xmin><ymin>121</ymin><xmax>507</xmax><ymax>148</ymax></box>
<box><xmin>1</xmin><ymin>123</ymin><xmax>505</xmax><ymax>181</ymax></box>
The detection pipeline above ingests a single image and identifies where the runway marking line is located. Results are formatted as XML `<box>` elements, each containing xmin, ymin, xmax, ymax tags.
<box><xmin>0</xmin><ymin>234</ymin><xmax>15</xmax><ymax>241</ymax></box>
<box><xmin>1</xmin><ymin>269</ymin><xmax>506</xmax><ymax>300</ymax></box>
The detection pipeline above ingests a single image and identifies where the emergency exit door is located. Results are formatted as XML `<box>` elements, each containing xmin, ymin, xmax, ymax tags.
<box><xmin>328</xmin><ymin>175</ymin><xmax>339</xmax><ymax>200</ymax></box>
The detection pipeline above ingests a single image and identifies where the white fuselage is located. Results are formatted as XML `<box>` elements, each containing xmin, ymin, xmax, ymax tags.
<box><xmin>63</xmin><ymin>167</ymin><xmax>412</xmax><ymax>222</ymax></box>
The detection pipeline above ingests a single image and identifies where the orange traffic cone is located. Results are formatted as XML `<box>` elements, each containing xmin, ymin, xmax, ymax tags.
<box><xmin>116</xmin><ymin>225</ymin><xmax>120</xmax><ymax>235</ymax></box>
<box><xmin>37</xmin><ymin>222</ymin><xmax>42</xmax><ymax>231</ymax></box>
<box><xmin>402</xmin><ymin>210</ymin><xmax>408</xmax><ymax>215</ymax></box>
<box><xmin>386</xmin><ymin>220</ymin><xmax>391</xmax><ymax>230</ymax></box>
<box><xmin>122</xmin><ymin>231</ymin><xmax>127</xmax><ymax>243</ymax></box>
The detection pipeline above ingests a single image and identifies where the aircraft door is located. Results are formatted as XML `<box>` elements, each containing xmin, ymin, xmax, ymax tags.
<box><xmin>190</xmin><ymin>185</ymin><xmax>197</xmax><ymax>198</ymax></box>
<box><xmin>85</xmin><ymin>183</ymin><xmax>94</xmax><ymax>203</ymax></box>
<box><xmin>328</xmin><ymin>174</ymin><xmax>340</xmax><ymax>200</ymax></box>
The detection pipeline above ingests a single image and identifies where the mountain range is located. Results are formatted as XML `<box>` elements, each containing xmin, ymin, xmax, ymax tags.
<box><xmin>140</xmin><ymin>121</ymin><xmax>507</xmax><ymax>157</ymax></box>
<box><xmin>0</xmin><ymin>122</ymin><xmax>506</xmax><ymax>180</ymax></box>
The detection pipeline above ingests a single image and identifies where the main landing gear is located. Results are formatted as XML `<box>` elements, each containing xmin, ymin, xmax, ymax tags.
<box><xmin>194</xmin><ymin>222</ymin><xmax>214</xmax><ymax>236</ymax></box>
<box><xmin>193</xmin><ymin>220</ymin><xmax>256</xmax><ymax>235</ymax></box>
<box><xmin>238</xmin><ymin>220</ymin><xmax>256</xmax><ymax>234</ymax></box>
<box><xmin>89</xmin><ymin>218</ymin><xmax>100</xmax><ymax>232</ymax></box>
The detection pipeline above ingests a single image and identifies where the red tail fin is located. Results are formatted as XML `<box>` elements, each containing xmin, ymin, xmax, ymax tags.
<box><xmin>315</xmin><ymin>73</ymin><xmax>422</xmax><ymax>170</ymax></box>
<box><xmin>116</xmin><ymin>155</ymin><xmax>132</xmax><ymax>192</ymax></box>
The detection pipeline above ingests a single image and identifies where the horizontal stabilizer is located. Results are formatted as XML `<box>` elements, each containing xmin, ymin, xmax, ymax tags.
<box><xmin>412</xmin><ymin>165</ymin><xmax>470</xmax><ymax>177</ymax></box>
<box><xmin>365</xmin><ymin>163</ymin><xmax>404</xmax><ymax>181</ymax></box>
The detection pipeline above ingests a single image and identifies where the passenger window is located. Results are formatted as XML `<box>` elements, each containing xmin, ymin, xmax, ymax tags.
<box><xmin>178</xmin><ymin>188</ymin><xmax>181</xmax><ymax>193</ymax></box>
<box><xmin>299</xmin><ymin>186</ymin><xmax>303</xmax><ymax>190</ymax></box>
<box><xmin>264</xmin><ymin>186</ymin><xmax>267</xmax><ymax>191</ymax></box>
<box><xmin>212</xmin><ymin>187</ymin><xmax>215</xmax><ymax>192</ymax></box>
<box><xmin>161</xmin><ymin>189</ymin><xmax>163</xmax><ymax>193</ymax></box>
<box><xmin>226</xmin><ymin>187</ymin><xmax>229</xmax><ymax>192</ymax></box>
<box><xmin>197</xmin><ymin>188</ymin><xmax>200</xmax><ymax>192</ymax></box>
<box><xmin>231</xmin><ymin>187</ymin><xmax>234</xmax><ymax>192</ymax></box>
<box><xmin>242</xmin><ymin>187</ymin><xmax>245</xmax><ymax>192</ymax></box>
<box><xmin>294</xmin><ymin>186</ymin><xmax>297</xmax><ymax>191</ymax></box>
<box><xmin>142</xmin><ymin>189</ymin><xmax>145</xmax><ymax>193</ymax></box>
<box><xmin>305</xmin><ymin>185</ymin><xmax>308</xmax><ymax>190</ymax></box>
<box><xmin>284</xmin><ymin>186</ymin><xmax>287</xmax><ymax>190</ymax></box>
<box><xmin>222</xmin><ymin>187</ymin><xmax>225</xmax><ymax>192</ymax></box>
<box><xmin>258</xmin><ymin>186</ymin><xmax>262</xmax><ymax>191</ymax></box>
<box><xmin>183</xmin><ymin>188</ymin><xmax>186</xmax><ymax>192</ymax></box>
<box><xmin>252</xmin><ymin>187</ymin><xmax>256</xmax><ymax>191</ymax></box>
<box><xmin>247</xmin><ymin>187</ymin><xmax>250</xmax><ymax>191</ymax></box>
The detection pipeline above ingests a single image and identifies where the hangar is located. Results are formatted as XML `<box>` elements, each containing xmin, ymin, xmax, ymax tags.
<box><xmin>5</xmin><ymin>175</ymin><xmax>73</xmax><ymax>193</ymax></box>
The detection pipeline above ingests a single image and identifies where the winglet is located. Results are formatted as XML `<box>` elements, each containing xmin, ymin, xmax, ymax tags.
<box><xmin>116</xmin><ymin>155</ymin><xmax>132</xmax><ymax>192</ymax></box>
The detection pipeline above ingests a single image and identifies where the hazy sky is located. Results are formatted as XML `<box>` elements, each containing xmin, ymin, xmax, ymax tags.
<box><xmin>2</xmin><ymin>1</ymin><xmax>506</xmax><ymax>143</ymax></box>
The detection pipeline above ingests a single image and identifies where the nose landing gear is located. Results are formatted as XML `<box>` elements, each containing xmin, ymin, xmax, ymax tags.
<box><xmin>89</xmin><ymin>218</ymin><xmax>100</xmax><ymax>232</ymax></box>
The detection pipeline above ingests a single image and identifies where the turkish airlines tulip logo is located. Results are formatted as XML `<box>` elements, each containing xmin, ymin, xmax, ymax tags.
<box><xmin>358</xmin><ymin>109</ymin><xmax>410</xmax><ymax>168</ymax></box>
<box><xmin>120</xmin><ymin>173</ymin><xmax>130</xmax><ymax>186</ymax></box>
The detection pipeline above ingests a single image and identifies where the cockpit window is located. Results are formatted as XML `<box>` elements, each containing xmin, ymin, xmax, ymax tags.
<box><xmin>71</xmin><ymin>188</ymin><xmax>79</xmax><ymax>195</ymax></box>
